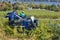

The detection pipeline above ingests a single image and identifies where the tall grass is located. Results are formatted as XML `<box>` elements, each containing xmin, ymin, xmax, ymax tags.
<box><xmin>0</xmin><ymin>10</ymin><xmax>60</xmax><ymax>40</ymax></box>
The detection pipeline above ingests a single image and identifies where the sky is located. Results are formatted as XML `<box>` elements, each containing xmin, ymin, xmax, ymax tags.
<box><xmin>0</xmin><ymin>0</ymin><xmax>60</xmax><ymax>5</ymax></box>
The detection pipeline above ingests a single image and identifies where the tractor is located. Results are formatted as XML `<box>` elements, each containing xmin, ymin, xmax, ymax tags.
<box><xmin>5</xmin><ymin>11</ymin><xmax>38</xmax><ymax>30</ymax></box>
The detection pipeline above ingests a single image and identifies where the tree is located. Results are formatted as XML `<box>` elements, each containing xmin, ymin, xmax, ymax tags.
<box><xmin>50</xmin><ymin>4</ymin><xmax>58</xmax><ymax>11</ymax></box>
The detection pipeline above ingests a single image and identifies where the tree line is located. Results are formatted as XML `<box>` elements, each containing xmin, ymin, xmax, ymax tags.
<box><xmin>0</xmin><ymin>1</ymin><xmax>60</xmax><ymax>12</ymax></box>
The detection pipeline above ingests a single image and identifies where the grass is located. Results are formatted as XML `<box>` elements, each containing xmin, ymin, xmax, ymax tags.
<box><xmin>17</xmin><ymin>10</ymin><xmax>60</xmax><ymax>19</ymax></box>
<box><xmin>0</xmin><ymin>10</ymin><xmax>60</xmax><ymax>40</ymax></box>
<box><xmin>0</xmin><ymin>9</ymin><xmax>60</xmax><ymax>19</ymax></box>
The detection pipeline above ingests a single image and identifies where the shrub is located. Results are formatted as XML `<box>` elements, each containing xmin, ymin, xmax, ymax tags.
<box><xmin>6</xmin><ymin>3</ymin><xmax>13</xmax><ymax>10</ymax></box>
<box><xmin>45</xmin><ymin>5</ymin><xmax>51</xmax><ymax>10</ymax></box>
<box><xmin>32</xmin><ymin>5</ymin><xmax>40</xmax><ymax>9</ymax></box>
<box><xmin>17</xmin><ymin>4</ymin><xmax>25</xmax><ymax>10</ymax></box>
<box><xmin>50</xmin><ymin>4</ymin><xmax>58</xmax><ymax>11</ymax></box>
<box><xmin>0</xmin><ymin>2</ymin><xmax>6</xmax><ymax>11</ymax></box>
<box><xmin>56</xmin><ymin>6</ymin><xmax>60</xmax><ymax>12</ymax></box>
<box><xmin>22</xmin><ymin>2</ymin><xmax>28</xmax><ymax>9</ymax></box>
<box><xmin>0</xmin><ymin>2</ymin><xmax>13</xmax><ymax>11</ymax></box>
<box><xmin>28</xmin><ymin>2</ymin><xmax>35</xmax><ymax>8</ymax></box>
<box><xmin>13</xmin><ymin>2</ymin><xmax>26</xmax><ymax>10</ymax></box>
<box><xmin>39</xmin><ymin>4</ymin><xmax>47</xmax><ymax>9</ymax></box>
<box><xmin>12</xmin><ymin>3</ymin><xmax>18</xmax><ymax>10</ymax></box>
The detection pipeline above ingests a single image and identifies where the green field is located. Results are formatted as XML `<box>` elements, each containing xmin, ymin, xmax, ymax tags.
<box><xmin>0</xmin><ymin>10</ymin><xmax>60</xmax><ymax>40</ymax></box>
<box><xmin>0</xmin><ymin>10</ymin><xmax>60</xmax><ymax>19</ymax></box>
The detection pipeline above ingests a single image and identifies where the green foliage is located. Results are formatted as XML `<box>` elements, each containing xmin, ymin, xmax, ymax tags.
<box><xmin>13</xmin><ymin>2</ymin><xmax>28</xmax><ymax>10</ymax></box>
<box><xmin>0</xmin><ymin>2</ymin><xmax>60</xmax><ymax>12</ymax></box>
<box><xmin>50</xmin><ymin>4</ymin><xmax>58</xmax><ymax>11</ymax></box>
<box><xmin>40</xmin><ymin>4</ymin><xmax>47</xmax><ymax>9</ymax></box>
<box><xmin>0</xmin><ymin>2</ymin><xmax>13</xmax><ymax>11</ymax></box>
<box><xmin>56</xmin><ymin>6</ymin><xmax>60</xmax><ymax>12</ymax></box>
<box><xmin>0</xmin><ymin>10</ymin><xmax>60</xmax><ymax>40</ymax></box>
<box><xmin>28</xmin><ymin>2</ymin><xmax>35</xmax><ymax>8</ymax></box>
<box><xmin>4</xmin><ymin>26</ymin><xmax>14</xmax><ymax>35</ymax></box>
<box><xmin>17</xmin><ymin>5</ymin><xmax>25</xmax><ymax>10</ymax></box>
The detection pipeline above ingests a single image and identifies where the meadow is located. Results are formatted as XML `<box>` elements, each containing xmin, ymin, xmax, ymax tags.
<box><xmin>0</xmin><ymin>10</ymin><xmax>60</xmax><ymax>40</ymax></box>
<box><xmin>1</xmin><ymin>9</ymin><xmax>60</xmax><ymax>19</ymax></box>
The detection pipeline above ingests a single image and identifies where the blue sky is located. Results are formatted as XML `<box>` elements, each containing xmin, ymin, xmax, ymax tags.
<box><xmin>0</xmin><ymin>0</ymin><xmax>60</xmax><ymax>5</ymax></box>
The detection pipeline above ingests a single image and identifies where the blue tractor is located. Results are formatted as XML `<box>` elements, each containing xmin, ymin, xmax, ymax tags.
<box><xmin>5</xmin><ymin>11</ymin><xmax>38</xmax><ymax>30</ymax></box>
